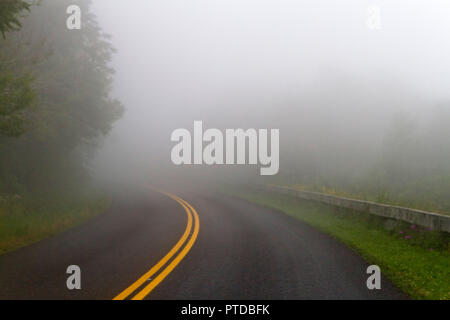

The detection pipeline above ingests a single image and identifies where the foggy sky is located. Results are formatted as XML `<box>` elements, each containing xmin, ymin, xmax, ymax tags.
<box><xmin>89</xmin><ymin>0</ymin><xmax>450</xmax><ymax>186</ymax></box>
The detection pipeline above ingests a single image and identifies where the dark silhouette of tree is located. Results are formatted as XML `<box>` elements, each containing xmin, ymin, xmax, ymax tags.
<box><xmin>0</xmin><ymin>0</ymin><xmax>123</xmax><ymax>193</ymax></box>
<box><xmin>0</xmin><ymin>0</ymin><xmax>30</xmax><ymax>38</ymax></box>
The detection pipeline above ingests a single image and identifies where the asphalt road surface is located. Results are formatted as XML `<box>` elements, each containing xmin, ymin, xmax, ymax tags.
<box><xmin>0</xmin><ymin>187</ymin><xmax>407</xmax><ymax>300</ymax></box>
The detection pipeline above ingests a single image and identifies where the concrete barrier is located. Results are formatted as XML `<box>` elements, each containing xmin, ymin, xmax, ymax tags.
<box><xmin>263</xmin><ymin>185</ymin><xmax>450</xmax><ymax>233</ymax></box>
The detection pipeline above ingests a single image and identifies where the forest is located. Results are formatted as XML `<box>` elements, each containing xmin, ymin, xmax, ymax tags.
<box><xmin>0</xmin><ymin>0</ymin><xmax>123</xmax><ymax>253</ymax></box>
<box><xmin>0</xmin><ymin>0</ymin><xmax>123</xmax><ymax>195</ymax></box>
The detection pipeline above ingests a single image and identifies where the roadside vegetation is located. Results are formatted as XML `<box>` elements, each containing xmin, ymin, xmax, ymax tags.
<box><xmin>232</xmin><ymin>189</ymin><xmax>450</xmax><ymax>300</ymax></box>
<box><xmin>0</xmin><ymin>192</ymin><xmax>109</xmax><ymax>254</ymax></box>
<box><xmin>0</xmin><ymin>0</ymin><xmax>122</xmax><ymax>254</ymax></box>
<box><xmin>261</xmin><ymin>84</ymin><xmax>450</xmax><ymax>217</ymax></box>
<box><xmin>283</xmin><ymin>183</ymin><xmax>450</xmax><ymax>216</ymax></box>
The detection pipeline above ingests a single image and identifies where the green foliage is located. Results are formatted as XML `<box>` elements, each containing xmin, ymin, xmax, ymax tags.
<box><xmin>0</xmin><ymin>1</ymin><xmax>36</xmax><ymax>137</ymax></box>
<box><xmin>0</xmin><ymin>0</ymin><xmax>124</xmax><ymax>194</ymax></box>
<box><xmin>0</xmin><ymin>0</ymin><xmax>30</xmax><ymax>38</ymax></box>
<box><xmin>0</xmin><ymin>73</ymin><xmax>35</xmax><ymax>136</ymax></box>
<box><xmin>276</xmin><ymin>107</ymin><xmax>450</xmax><ymax>215</ymax></box>
<box><xmin>0</xmin><ymin>192</ymin><xmax>109</xmax><ymax>254</ymax></box>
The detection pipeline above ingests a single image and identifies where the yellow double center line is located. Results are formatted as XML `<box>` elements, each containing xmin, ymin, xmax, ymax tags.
<box><xmin>113</xmin><ymin>191</ymin><xmax>200</xmax><ymax>300</ymax></box>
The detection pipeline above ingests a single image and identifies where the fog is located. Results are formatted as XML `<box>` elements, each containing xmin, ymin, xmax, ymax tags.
<box><xmin>89</xmin><ymin>0</ymin><xmax>450</xmax><ymax>200</ymax></box>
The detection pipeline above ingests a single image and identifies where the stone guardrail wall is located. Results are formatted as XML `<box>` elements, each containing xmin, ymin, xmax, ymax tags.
<box><xmin>263</xmin><ymin>185</ymin><xmax>450</xmax><ymax>233</ymax></box>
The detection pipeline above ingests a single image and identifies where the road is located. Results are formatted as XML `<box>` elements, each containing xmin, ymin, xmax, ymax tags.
<box><xmin>0</xmin><ymin>187</ymin><xmax>407</xmax><ymax>300</ymax></box>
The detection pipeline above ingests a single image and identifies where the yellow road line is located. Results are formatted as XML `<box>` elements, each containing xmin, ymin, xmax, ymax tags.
<box><xmin>131</xmin><ymin>195</ymin><xmax>200</xmax><ymax>300</ymax></box>
<box><xmin>113</xmin><ymin>191</ymin><xmax>199</xmax><ymax>300</ymax></box>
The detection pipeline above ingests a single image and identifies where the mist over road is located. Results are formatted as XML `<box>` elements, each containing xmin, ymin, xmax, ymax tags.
<box><xmin>0</xmin><ymin>187</ymin><xmax>406</xmax><ymax>300</ymax></box>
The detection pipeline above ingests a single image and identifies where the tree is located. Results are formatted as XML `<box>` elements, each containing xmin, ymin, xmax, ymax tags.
<box><xmin>0</xmin><ymin>1</ymin><xmax>36</xmax><ymax>138</ymax></box>
<box><xmin>0</xmin><ymin>0</ymin><xmax>124</xmax><ymax>193</ymax></box>
<box><xmin>0</xmin><ymin>0</ymin><xmax>31</xmax><ymax>39</ymax></box>
<box><xmin>0</xmin><ymin>73</ymin><xmax>35</xmax><ymax>136</ymax></box>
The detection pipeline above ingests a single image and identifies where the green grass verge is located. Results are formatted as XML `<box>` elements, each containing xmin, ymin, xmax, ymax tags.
<box><xmin>0</xmin><ymin>194</ymin><xmax>109</xmax><ymax>255</ymax></box>
<box><xmin>232</xmin><ymin>189</ymin><xmax>450</xmax><ymax>300</ymax></box>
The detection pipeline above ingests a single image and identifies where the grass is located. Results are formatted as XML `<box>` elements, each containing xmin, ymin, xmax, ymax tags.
<box><xmin>0</xmin><ymin>193</ymin><xmax>109</xmax><ymax>255</ymax></box>
<box><xmin>232</xmin><ymin>189</ymin><xmax>450</xmax><ymax>300</ymax></box>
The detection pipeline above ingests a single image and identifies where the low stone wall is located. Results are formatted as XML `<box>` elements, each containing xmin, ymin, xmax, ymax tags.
<box><xmin>263</xmin><ymin>185</ymin><xmax>450</xmax><ymax>233</ymax></box>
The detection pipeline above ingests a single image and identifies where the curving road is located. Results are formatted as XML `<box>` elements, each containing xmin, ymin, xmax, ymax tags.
<box><xmin>0</xmin><ymin>187</ymin><xmax>407</xmax><ymax>300</ymax></box>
